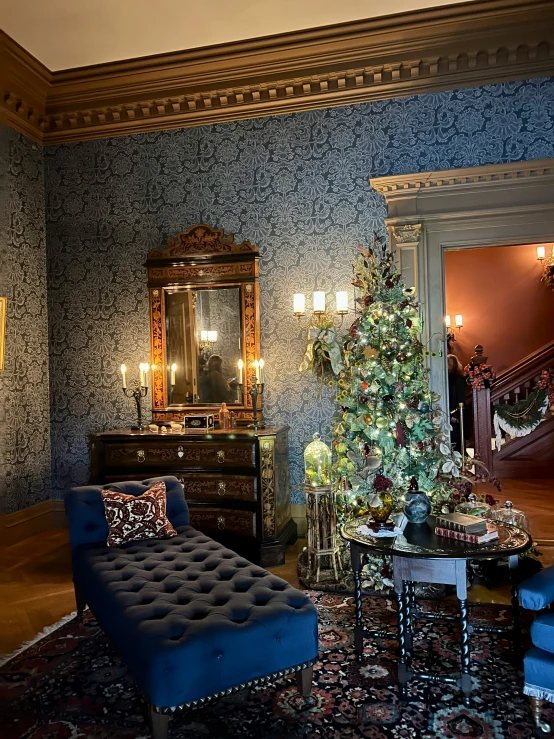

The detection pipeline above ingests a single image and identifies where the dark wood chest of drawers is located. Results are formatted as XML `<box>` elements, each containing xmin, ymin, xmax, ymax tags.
<box><xmin>90</xmin><ymin>426</ymin><xmax>297</xmax><ymax>566</ymax></box>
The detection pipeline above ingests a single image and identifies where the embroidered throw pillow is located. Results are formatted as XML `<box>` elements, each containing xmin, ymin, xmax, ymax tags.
<box><xmin>101</xmin><ymin>480</ymin><xmax>177</xmax><ymax>547</ymax></box>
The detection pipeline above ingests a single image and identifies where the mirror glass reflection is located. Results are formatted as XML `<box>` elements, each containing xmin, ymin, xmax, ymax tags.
<box><xmin>165</xmin><ymin>287</ymin><xmax>242</xmax><ymax>406</ymax></box>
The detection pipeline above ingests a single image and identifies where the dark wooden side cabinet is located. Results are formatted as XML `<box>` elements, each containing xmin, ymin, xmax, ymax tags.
<box><xmin>90</xmin><ymin>426</ymin><xmax>297</xmax><ymax>567</ymax></box>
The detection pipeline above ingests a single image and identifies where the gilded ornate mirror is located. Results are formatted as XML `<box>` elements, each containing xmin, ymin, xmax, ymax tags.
<box><xmin>146</xmin><ymin>224</ymin><xmax>260</xmax><ymax>423</ymax></box>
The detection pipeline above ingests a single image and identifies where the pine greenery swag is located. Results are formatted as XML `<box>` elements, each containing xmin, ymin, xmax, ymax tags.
<box><xmin>494</xmin><ymin>386</ymin><xmax>549</xmax><ymax>450</ymax></box>
<box><xmin>332</xmin><ymin>238</ymin><xmax>462</xmax><ymax>590</ymax></box>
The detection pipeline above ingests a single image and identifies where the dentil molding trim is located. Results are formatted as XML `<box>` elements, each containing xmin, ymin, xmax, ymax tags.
<box><xmin>1</xmin><ymin>0</ymin><xmax>554</xmax><ymax>145</ymax></box>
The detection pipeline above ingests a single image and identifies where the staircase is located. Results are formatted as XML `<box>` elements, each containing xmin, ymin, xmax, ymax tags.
<box><xmin>472</xmin><ymin>340</ymin><xmax>554</xmax><ymax>478</ymax></box>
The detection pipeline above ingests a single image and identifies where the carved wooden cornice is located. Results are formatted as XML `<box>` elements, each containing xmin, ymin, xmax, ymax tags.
<box><xmin>371</xmin><ymin>159</ymin><xmax>554</xmax><ymax>196</ymax></box>
<box><xmin>1</xmin><ymin>0</ymin><xmax>554</xmax><ymax>144</ymax></box>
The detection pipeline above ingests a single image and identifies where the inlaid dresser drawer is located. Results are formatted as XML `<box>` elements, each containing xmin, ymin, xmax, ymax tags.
<box><xmin>189</xmin><ymin>507</ymin><xmax>256</xmax><ymax>537</ymax></box>
<box><xmin>103</xmin><ymin>441</ymin><xmax>256</xmax><ymax>471</ymax></box>
<box><xmin>177</xmin><ymin>474</ymin><xmax>256</xmax><ymax>503</ymax></box>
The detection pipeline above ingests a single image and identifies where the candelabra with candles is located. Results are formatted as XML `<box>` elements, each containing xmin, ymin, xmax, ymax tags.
<box><xmin>293</xmin><ymin>291</ymin><xmax>349</xmax><ymax>330</ymax></box>
<box><xmin>236</xmin><ymin>359</ymin><xmax>265</xmax><ymax>429</ymax></box>
<box><xmin>120</xmin><ymin>363</ymin><xmax>151</xmax><ymax>432</ymax></box>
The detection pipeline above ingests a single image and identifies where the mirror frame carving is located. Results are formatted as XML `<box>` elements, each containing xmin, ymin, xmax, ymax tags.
<box><xmin>146</xmin><ymin>224</ymin><xmax>260</xmax><ymax>423</ymax></box>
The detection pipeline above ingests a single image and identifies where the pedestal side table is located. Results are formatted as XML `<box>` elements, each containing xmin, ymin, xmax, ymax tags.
<box><xmin>341</xmin><ymin>515</ymin><xmax>532</xmax><ymax>706</ymax></box>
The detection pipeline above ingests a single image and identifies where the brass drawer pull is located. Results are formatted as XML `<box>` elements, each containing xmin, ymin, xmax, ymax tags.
<box><xmin>218</xmin><ymin>482</ymin><xmax>226</xmax><ymax>496</ymax></box>
<box><xmin>137</xmin><ymin>450</ymin><xmax>145</xmax><ymax>463</ymax></box>
<box><xmin>217</xmin><ymin>515</ymin><xmax>225</xmax><ymax>530</ymax></box>
<box><xmin>217</xmin><ymin>450</ymin><xmax>225</xmax><ymax>464</ymax></box>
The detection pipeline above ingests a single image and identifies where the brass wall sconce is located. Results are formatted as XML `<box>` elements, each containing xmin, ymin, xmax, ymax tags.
<box><xmin>293</xmin><ymin>290</ymin><xmax>349</xmax><ymax>330</ymax></box>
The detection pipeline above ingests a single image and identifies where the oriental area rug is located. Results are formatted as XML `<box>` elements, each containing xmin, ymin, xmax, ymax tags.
<box><xmin>0</xmin><ymin>593</ymin><xmax>549</xmax><ymax>739</ymax></box>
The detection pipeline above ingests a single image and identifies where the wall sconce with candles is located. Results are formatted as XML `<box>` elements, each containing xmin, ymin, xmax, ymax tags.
<box><xmin>293</xmin><ymin>290</ymin><xmax>350</xmax><ymax>330</ymax></box>
<box><xmin>199</xmin><ymin>329</ymin><xmax>218</xmax><ymax>353</ymax></box>
<box><xmin>445</xmin><ymin>314</ymin><xmax>463</xmax><ymax>349</ymax></box>
<box><xmin>537</xmin><ymin>244</ymin><xmax>554</xmax><ymax>292</ymax></box>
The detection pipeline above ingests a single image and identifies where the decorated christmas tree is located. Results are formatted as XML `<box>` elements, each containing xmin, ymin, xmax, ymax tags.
<box><xmin>332</xmin><ymin>238</ymin><xmax>462</xmax><ymax>587</ymax></box>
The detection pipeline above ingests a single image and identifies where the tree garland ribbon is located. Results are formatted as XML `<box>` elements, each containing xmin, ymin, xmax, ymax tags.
<box><xmin>493</xmin><ymin>386</ymin><xmax>549</xmax><ymax>451</ymax></box>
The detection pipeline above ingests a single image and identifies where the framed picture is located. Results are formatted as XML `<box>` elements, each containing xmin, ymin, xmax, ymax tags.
<box><xmin>0</xmin><ymin>297</ymin><xmax>5</xmax><ymax>371</ymax></box>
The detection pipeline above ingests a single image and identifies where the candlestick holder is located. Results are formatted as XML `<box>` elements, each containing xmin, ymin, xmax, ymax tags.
<box><xmin>123</xmin><ymin>380</ymin><xmax>148</xmax><ymax>431</ymax></box>
<box><xmin>238</xmin><ymin>375</ymin><xmax>265</xmax><ymax>429</ymax></box>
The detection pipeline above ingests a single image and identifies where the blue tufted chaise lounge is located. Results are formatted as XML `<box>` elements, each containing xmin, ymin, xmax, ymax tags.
<box><xmin>519</xmin><ymin>565</ymin><xmax>554</xmax><ymax>734</ymax></box>
<box><xmin>64</xmin><ymin>476</ymin><xmax>319</xmax><ymax>739</ymax></box>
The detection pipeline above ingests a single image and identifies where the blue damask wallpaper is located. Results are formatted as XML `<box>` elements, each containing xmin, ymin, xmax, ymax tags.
<box><xmin>44</xmin><ymin>77</ymin><xmax>554</xmax><ymax>502</ymax></box>
<box><xmin>0</xmin><ymin>126</ymin><xmax>51</xmax><ymax>514</ymax></box>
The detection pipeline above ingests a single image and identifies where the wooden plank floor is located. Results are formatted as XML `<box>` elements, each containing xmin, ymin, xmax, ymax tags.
<box><xmin>1</xmin><ymin>478</ymin><xmax>552</xmax><ymax>656</ymax></box>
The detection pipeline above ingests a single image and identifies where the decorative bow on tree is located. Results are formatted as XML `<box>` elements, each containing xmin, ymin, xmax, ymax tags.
<box><xmin>299</xmin><ymin>324</ymin><xmax>344</xmax><ymax>383</ymax></box>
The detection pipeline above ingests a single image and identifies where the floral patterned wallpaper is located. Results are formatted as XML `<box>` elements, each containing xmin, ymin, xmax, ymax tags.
<box><xmin>0</xmin><ymin>126</ymin><xmax>51</xmax><ymax>514</ymax></box>
<box><xmin>44</xmin><ymin>77</ymin><xmax>554</xmax><ymax>502</ymax></box>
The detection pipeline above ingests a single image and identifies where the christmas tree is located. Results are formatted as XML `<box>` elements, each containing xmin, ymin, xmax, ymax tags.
<box><xmin>332</xmin><ymin>238</ymin><xmax>462</xmax><ymax>587</ymax></box>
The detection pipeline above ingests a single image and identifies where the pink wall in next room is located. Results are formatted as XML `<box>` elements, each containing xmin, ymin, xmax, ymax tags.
<box><xmin>444</xmin><ymin>243</ymin><xmax>554</xmax><ymax>374</ymax></box>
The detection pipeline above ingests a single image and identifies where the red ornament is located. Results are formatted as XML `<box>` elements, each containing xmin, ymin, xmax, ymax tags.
<box><xmin>364</xmin><ymin>295</ymin><xmax>374</xmax><ymax>305</ymax></box>
<box><xmin>361</xmin><ymin>381</ymin><xmax>369</xmax><ymax>391</ymax></box>
<box><xmin>350</xmin><ymin>324</ymin><xmax>358</xmax><ymax>338</ymax></box>
<box><xmin>406</xmin><ymin>319</ymin><xmax>413</xmax><ymax>328</ymax></box>
<box><xmin>385</xmin><ymin>279</ymin><xmax>394</xmax><ymax>288</ymax></box>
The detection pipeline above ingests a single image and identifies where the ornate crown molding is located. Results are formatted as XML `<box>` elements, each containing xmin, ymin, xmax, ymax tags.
<box><xmin>1</xmin><ymin>0</ymin><xmax>554</xmax><ymax>144</ymax></box>
<box><xmin>370</xmin><ymin>159</ymin><xmax>554</xmax><ymax>197</ymax></box>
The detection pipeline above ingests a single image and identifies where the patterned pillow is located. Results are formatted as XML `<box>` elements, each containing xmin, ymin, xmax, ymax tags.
<box><xmin>101</xmin><ymin>480</ymin><xmax>177</xmax><ymax>547</ymax></box>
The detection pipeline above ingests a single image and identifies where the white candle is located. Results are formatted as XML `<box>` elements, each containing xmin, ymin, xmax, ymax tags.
<box><xmin>253</xmin><ymin>360</ymin><xmax>260</xmax><ymax>382</ymax></box>
<box><xmin>537</xmin><ymin>245</ymin><xmax>546</xmax><ymax>260</ymax></box>
<box><xmin>313</xmin><ymin>291</ymin><xmax>325</xmax><ymax>313</ymax></box>
<box><xmin>237</xmin><ymin>359</ymin><xmax>243</xmax><ymax>384</ymax></box>
<box><xmin>335</xmin><ymin>291</ymin><xmax>348</xmax><ymax>313</ymax></box>
<box><xmin>455</xmin><ymin>314</ymin><xmax>463</xmax><ymax>328</ymax></box>
<box><xmin>293</xmin><ymin>293</ymin><xmax>305</xmax><ymax>314</ymax></box>
<box><xmin>207</xmin><ymin>330</ymin><xmax>218</xmax><ymax>342</ymax></box>
<box><xmin>139</xmin><ymin>363</ymin><xmax>148</xmax><ymax>387</ymax></box>
<box><xmin>259</xmin><ymin>358</ymin><xmax>265</xmax><ymax>384</ymax></box>
<box><xmin>445</xmin><ymin>315</ymin><xmax>451</xmax><ymax>328</ymax></box>
<box><xmin>170</xmin><ymin>363</ymin><xmax>177</xmax><ymax>386</ymax></box>
<box><xmin>120</xmin><ymin>364</ymin><xmax>127</xmax><ymax>389</ymax></box>
<box><xmin>200</xmin><ymin>330</ymin><xmax>208</xmax><ymax>341</ymax></box>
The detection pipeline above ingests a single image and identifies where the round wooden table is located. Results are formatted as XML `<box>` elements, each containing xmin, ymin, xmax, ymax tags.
<box><xmin>341</xmin><ymin>515</ymin><xmax>532</xmax><ymax>706</ymax></box>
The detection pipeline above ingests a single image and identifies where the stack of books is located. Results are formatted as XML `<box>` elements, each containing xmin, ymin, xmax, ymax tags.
<box><xmin>435</xmin><ymin>512</ymin><xmax>499</xmax><ymax>544</ymax></box>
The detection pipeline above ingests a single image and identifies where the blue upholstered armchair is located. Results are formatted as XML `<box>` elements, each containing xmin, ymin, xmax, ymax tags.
<box><xmin>519</xmin><ymin>566</ymin><xmax>554</xmax><ymax>734</ymax></box>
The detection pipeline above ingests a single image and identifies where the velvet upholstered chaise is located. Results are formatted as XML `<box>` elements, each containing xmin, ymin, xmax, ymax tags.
<box><xmin>64</xmin><ymin>476</ymin><xmax>319</xmax><ymax>739</ymax></box>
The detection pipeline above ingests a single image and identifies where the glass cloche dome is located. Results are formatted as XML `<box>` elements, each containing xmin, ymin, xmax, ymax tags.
<box><xmin>304</xmin><ymin>433</ymin><xmax>332</xmax><ymax>487</ymax></box>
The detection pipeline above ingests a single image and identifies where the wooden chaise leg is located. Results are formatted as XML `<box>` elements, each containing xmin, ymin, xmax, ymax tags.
<box><xmin>530</xmin><ymin>696</ymin><xmax>551</xmax><ymax>734</ymax></box>
<box><xmin>296</xmin><ymin>666</ymin><xmax>314</xmax><ymax>700</ymax></box>
<box><xmin>74</xmin><ymin>583</ymin><xmax>87</xmax><ymax>617</ymax></box>
<box><xmin>147</xmin><ymin>703</ymin><xmax>169</xmax><ymax>739</ymax></box>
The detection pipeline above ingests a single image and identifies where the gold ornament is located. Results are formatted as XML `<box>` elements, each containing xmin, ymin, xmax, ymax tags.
<box><xmin>368</xmin><ymin>492</ymin><xmax>394</xmax><ymax>523</ymax></box>
<box><xmin>363</xmin><ymin>413</ymin><xmax>373</xmax><ymax>426</ymax></box>
<box><xmin>375</xmin><ymin>416</ymin><xmax>388</xmax><ymax>429</ymax></box>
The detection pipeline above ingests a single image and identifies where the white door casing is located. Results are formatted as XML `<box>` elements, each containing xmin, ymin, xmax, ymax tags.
<box><xmin>370</xmin><ymin>159</ymin><xmax>554</xmax><ymax>408</ymax></box>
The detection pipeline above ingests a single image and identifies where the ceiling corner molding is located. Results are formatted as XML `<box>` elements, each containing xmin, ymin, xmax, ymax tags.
<box><xmin>0</xmin><ymin>31</ymin><xmax>50</xmax><ymax>143</ymax></box>
<box><xmin>2</xmin><ymin>0</ymin><xmax>554</xmax><ymax>145</ymax></box>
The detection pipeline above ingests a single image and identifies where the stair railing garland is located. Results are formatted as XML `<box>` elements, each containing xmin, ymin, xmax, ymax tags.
<box><xmin>493</xmin><ymin>386</ymin><xmax>549</xmax><ymax>451</ymax></box>
<box><xmin>464</xmin><ymin>361</ymin><xmax>496</xmax><ymax>389</ymax></box>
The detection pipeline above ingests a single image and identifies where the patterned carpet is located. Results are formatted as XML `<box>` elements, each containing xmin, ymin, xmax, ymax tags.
<box><xmin>0</xmin><ymin>592</ymin><xmax>549</xmax><ymax>738</ymax></box>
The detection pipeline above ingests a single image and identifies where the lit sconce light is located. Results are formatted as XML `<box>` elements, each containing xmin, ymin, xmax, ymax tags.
<box><xmin>170</xmin><ymin>363</ymin><xmax>177</xmax><ymax>386</ymax></box>
<box><xmin>455</xmin><ymin>314</ymin><xmax>463</xmax><ymax>329</ymax></box>
<box><xmin>312</xmin><ymin>291</ymin><xmax>326</xmax><ymax>314</ymax></box>
<box><xmin>445</xmin><ymin>315</ymin><xmax>451</xmax><ymax>329</ymax></box>
<box><xmin>293</xmin><ymin>290</ymin><xmax>350</xmax><ymax>329</ymax></box>
<box><xmin>293</xmin><ymin>293</ymin><xmax>305</xmax><ymax>315</ymax></box>
<box><xmin>537</xmin><ymin>245</ymin><xmax>546</xmax><ymax>261</ymax></box>
<box><xmin>445</xmin><ymin>314</ymin><xmax>462</xmax><ymax>346</ymax></box>
<box><xmin>199</xmin><ymin>329</ymin><xmax>218</xmax><ymax>352</ymax></box>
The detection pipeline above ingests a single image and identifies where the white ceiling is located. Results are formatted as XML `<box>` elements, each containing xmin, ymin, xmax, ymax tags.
<box><xmin>0</xmin><ymin>0</ymin><xmax>476</xmax><ymax>71</ymax></box>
